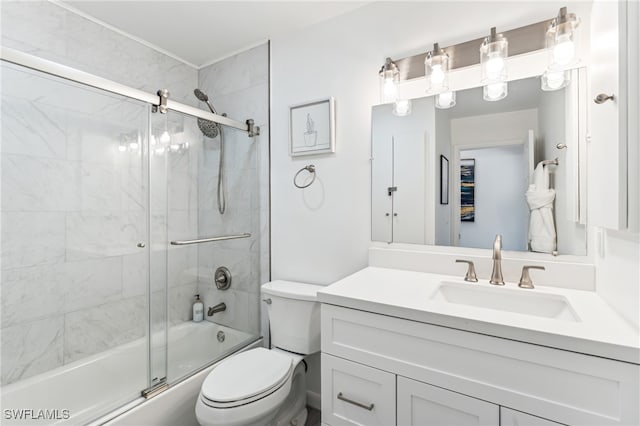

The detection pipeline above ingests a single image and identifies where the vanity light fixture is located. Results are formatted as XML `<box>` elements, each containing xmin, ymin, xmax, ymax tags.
<box><xmin>379</xmin><ymin>57</ymin><xmax>400</xmax><ymax>103</ymax></box>
<box><xmin>546</xmin><ymin>7</ymin><xmax>580</xmax><ymax>68</ymax></box>
<box><xmin>425</xmin><ymin>43</ymin><xmax>450</xmax><ymax>94</ymax></box>
<box><xmin>480</xmin><ymin>27</ymin><xmax>508</xmax><ymax>101</ymax></box>
<box><xmin>541</xmin><ymin>7</ymin><xmax>580</xmax><ymax>91</ymax></box>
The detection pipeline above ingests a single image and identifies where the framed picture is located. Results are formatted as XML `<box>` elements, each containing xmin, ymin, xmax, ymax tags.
<box><xmin>289</xmin><ymin>97</ymin><xmax>335</xmax><ymax>156</ymax></box>
<box><xmin>460</xmin><ymin>158</ymin><xmax>476</xmax><ymax>222</ymax></box>
<box><xmin>440</xmin><ymin>155</ymin><xmax>449</xmax><ymax>205</ymax></box>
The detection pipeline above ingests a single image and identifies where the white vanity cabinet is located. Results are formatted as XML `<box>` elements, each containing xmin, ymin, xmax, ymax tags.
<box><xmin>320</xmin><ymin>304</ymin><xmax>639</xmax><ymax>426</ymax></box>
<box><xmin>397</xmin><ymin>377</ymin><xmax>499</xmax><ymax>426</ymax></box>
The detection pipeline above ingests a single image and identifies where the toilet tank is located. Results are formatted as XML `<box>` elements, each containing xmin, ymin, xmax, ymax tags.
<box><xmin>261</xmin><ymin>281</ymin><xmax>325</xmax><ymax>355</ymax></box>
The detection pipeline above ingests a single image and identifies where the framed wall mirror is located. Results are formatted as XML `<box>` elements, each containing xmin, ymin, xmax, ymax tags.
<box><xmin>371</xmin><ymin>69</ymin><xmax>587</xmax><ymax>256</ymax></box>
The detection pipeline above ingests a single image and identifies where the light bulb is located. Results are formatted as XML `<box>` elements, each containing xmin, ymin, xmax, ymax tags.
<box><xmin>118</xmin><ymin>143</ymin><xmax>127</xmax><ymax>152</ymax></box>
<box><xmin>383</xmin><ymin>78</ymin><xmax>398</xmax><ymax>101</ymax></box>
<box><xmin>553</xmin><ymin>33</ymin><xmax>575</xmax><ymax>66</ymax></box>
<box><xmin>430</xmin><ymin>64</ymin><xmax>445</xmax><ymax>85</ymax></box>
<box><xmin>129</xmin><ymin>141</ymin><xmax>139</xmax><ymax>150</ymax></box>
<box><xmin>160</xmin><ymin>131</ymin><xmax>170</xmax><ymax>144</ymax></box>
<box><xmin>484</xmin><ymin>82</ymin><xmax>507</xmax><ymax>101</ymax></box>
<box><xmin>485</xmin><ymin>55</ymin><xmax>505</xmax><ymax>80</ymax></box>
<box><xmin>169</xmin><ymin>143</ymin><xmax>180</xmax><ymax>152</ymax></box>
<box><xmin>393</xmin><ymin>99</ymin><xmax>412</xmax><ymax>116</ymax></box>
<box><xmin>435</xmin><ymin>91</ymin><xmax>456</xmax><ymax>109</ymax></box>
<box><xmin>154</xmin><ymin>146</ymin><xmax>166</xmax><ymax>155</ymax></box>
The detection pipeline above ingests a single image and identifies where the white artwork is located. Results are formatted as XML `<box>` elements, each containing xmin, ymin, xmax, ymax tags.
<box><xmin>289</xmin><ymin>97</ymin><xmax>335</xmax><ymax>156</ymax></box>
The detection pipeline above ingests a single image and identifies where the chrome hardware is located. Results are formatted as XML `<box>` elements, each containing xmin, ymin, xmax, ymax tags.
<box><xmin>337</xmin><ymin>392</ymin><xmax>374</xmax><ymax>411</ymax></box>
<box><xmin>541</xmin><ymin>158</ymin><xmax>559</xmax><ymax>167</ymax></box>
<box><xmin>246</xmin><ymin>119</ymin><xmax>260</xmax><ymax>137</ymax></box>
<box><xmin>170</xmin><ymin>233</ymin><xmax>251</xmax><ymax>245</ymax></box>
<box><xmin>490</xmin><ymin>234</ymin><xmax>505</xmax><ymax>285</ymax></box>
<box><xmin>137</xmin><ymin>242</ymin><xmax>146</xmax><ymax>248</ymax></box>
<box><xmin>214</xmin><ymin>266</ymin><xmax>232</xmax><ymax>290</ymax></box>
<box><xmin>385</xmin><ymin>213</ymin><xmax>390</xmax><ymax>217</ymax></box>
<box><xmin>556</xmin><ymin>143</ymin><xmax>567</xmax><ymax>150</ymax></box>
<box><xmin>157</xmin><ymin>89</ymin><xmax>169</xmax><ymax>114</ymax></box>
<box><xmin>455</xmin><ymin>260</ymin><xmax>478</xmax><ymax>282</ymax></box>
<box><xmin>262</xmin><ymin>298</ymin><xmax>272</xmax><ymax>305</ymax></box>
<box><xmin>294</xmin><ymin>165</ymin><xmax>316</xmax><ymax>189</ymax></box>
<box><xmin>217</xmin><ymin>331</ymin><xmax>226</xmax><ymax>342</ymax></box>
<box><xmin>207</xmin><ymin>303</ymin><xmax>226</xmax><ymax>316</ymax></box>
<box><xmin>594</xmin><ymin>93</ymin><xmax>615</xmax><ymax>104</ymax></box>
<box><xmin>387</xmin><ymin>186</ymin><xmax>397</xmax><ymax>196</ymax></box>
<box><xmin>393</xmin><ymin>213</ymin><xmax>398</xmax><ymax>217</ymax></box>
<box><xmin>141</xmin><ymin>380</ymin><xmax>168</xmax><ymax>399</ymax></box>
<box><xmin>518</xmin><ymin>265</ymin><xmax>546</xmax><ymax>289</ymax></box>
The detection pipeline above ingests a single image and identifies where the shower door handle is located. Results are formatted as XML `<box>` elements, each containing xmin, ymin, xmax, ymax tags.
<box><xmin>170</xmin><ymin>233</ymin><xmax>251</xmax><ymax>245</ymax></box>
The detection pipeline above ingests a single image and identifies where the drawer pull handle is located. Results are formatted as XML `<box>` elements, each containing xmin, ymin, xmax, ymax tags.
<box><xmin>337</xmin><ymin>392</ymin><xmax>374</xmax><ymax>411</ymax></box>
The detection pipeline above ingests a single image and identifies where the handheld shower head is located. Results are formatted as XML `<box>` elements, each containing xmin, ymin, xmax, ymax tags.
<box><xmin>194</xmin><ymin>88</ymin><xmax>218</xmax><ymax>114</ymax></box>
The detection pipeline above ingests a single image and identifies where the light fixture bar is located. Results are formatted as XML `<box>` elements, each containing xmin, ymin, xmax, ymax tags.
<box><xmin>395</xmin><ymin>18</ymin><xmax>553</xmax><ymax>81</ymax></box>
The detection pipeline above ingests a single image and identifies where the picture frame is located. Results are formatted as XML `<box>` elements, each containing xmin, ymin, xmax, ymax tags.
<box><xmin>440</xmin><ymin>155</ymin><xmax>449</xmax><ymax>205</ymax></box>
<box><xmin>289</xmin><ymin>97</ymin><xmax>335</xmax><ymax>156</ymax></box>
<box><xmin>460</xmin><ymin>158</ymin><xmax>476</xmax><ymax>222</ymax></box>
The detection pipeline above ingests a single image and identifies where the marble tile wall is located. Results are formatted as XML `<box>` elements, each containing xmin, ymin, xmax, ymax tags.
<box><xmin>0</xmin><ymin>2</ymin><xmax>199</xmax><ymax>385</ymax></box>
<box><xmin>196</xmin><ymin>44</ymin><xmax>270</xmax><ymax>337</ymax></box>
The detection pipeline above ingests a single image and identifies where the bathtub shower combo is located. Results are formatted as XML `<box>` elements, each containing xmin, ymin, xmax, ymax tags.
<box><xmin>0</xmin><ymin>48</ymin><xmax>262</xmax><ymax>425</ymax></box>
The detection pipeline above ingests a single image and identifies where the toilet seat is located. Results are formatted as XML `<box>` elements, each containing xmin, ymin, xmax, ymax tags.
<box><xmin>200</xmin><ymin>348</ymin><xmax>293</xmax><ymax>408</ymax></box>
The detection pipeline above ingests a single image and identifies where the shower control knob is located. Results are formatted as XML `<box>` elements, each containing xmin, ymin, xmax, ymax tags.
<box><xmin>137</xmin><ymin>242</ymin><xmax>146</xmax><ymax>248</ymax></box>
<box><xmin>214</xmin><ymin>266</ymin><xmax>231</xmax><ymax>290</ymax></box>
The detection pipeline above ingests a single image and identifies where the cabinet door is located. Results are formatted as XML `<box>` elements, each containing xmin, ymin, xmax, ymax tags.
<box><xmin>321</xmin><ymin>353</ymin><xmax>396</xmax><ymax>426</ymax></box>
<box><xmin>589</xmin><ymin>0</ymin><xmax>629</xmax><ymax>230</ymax></box>
<box><xmin>397</xmin><ymin>376</ymin><xmax>498</xmax><ymax>426</ymax></box>
<box><xmin>500</xmin><ymin>407</ymin><xmax>563</xmax><ymax>426</ymax></box>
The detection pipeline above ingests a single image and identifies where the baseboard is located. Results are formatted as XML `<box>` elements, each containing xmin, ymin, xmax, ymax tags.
<box><xmin>306</xmin><ymin>390</ymin><xmax>321</xmax><ymax>410</ymax></box>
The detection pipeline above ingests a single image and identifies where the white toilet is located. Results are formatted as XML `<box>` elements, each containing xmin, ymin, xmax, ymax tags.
<box><xmin>195</xmin><ymin>280</ymin><xmax>324</xmax><ymax>426</ymax></box>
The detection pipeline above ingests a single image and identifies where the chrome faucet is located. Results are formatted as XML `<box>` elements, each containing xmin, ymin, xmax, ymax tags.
<box><xmin>207</xmin><ymin>302</ymin><xmax>226</xmax><ymax>316</ymax></box>
<box><xmin>490</xmin><ymin>235</ymin><xmax>505</xmax><ymax>285</ymax></box>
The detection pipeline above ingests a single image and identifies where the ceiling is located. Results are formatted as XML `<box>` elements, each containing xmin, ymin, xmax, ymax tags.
<box><xmin>59</xmin><ymin>1</ymin><xmax>367</xmax><ymax>68</ymax></box>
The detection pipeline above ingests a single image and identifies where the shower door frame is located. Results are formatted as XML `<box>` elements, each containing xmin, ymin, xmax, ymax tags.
<box><xmin>0</xmin><ymin>47</ymin><xmax>256</xmax><ymax>135</ymax></box>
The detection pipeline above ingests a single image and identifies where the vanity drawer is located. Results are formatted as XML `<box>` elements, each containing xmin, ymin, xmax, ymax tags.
<box><xmin>321</xmin><ymin>304</ymin><xmax>639</xmax><ymax>425</ymax></box>
<box><xmin>500</xmin><ymin>407</ymin><xmax>563</xmax><ymax>426</ymax></box>
<box><xmin>321</xmin><ymin>353</ymin><xmax>396</xmax><ymax>426</ymax></box>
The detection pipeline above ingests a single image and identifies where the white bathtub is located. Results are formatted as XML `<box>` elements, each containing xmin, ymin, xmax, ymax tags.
<box><xmin>1</xmin><ymin>321</ymin><xmax>257</xmax><ymax>426</ymax></box>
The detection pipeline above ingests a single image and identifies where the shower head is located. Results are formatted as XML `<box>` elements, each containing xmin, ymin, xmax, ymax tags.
<box><xmin>194</xmin><ymin>88</ymin><xmax>209</xmax><ymax>102</ymax></box>
<box><xmin>194</xmin><ymin>88</ymin><xmax>218</xmax><ymax>114</ymax></box>
<box><xmin>197</xmin><ymin>118</ymin><xmax>220</xmax><ymax>139</ymax></box>
<box><xmin>194</xmin><ymin>88</ymin><xmax>220</xmax><ymax>138</ymax></box>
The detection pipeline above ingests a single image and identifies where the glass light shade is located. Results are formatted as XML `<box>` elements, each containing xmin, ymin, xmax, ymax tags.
<box><xmin>541</xmin><ymin>70</ymin><xmax>570</xmax><ymax>91</ymax></box>
<box><xmin>435</xmin><ymin>91</ymin><xmax>456</xmax><ymax>109</ymax></box>
<box><xmin>546</xmin><ymin>8</ymin><xmax>580</xmax><ymax>69</ymax></box>
<box><xmin>118</xmin><ymin>142</ymin><xmax>128</xmax><ymax>152</ymax></box>
<box><xmin>393</xmin><ymin>99</ymin><xmax>412</xmax><ymax>116</ymax></box>
<box><xmin>480</xmin><ymin>28</ymin><xmax>508</xmax><ymax>84</ymax></box>
<box><xmin>379</xmin><ymin>57</ymin><xmax>400</xmax><ymax>103</ymax></box>
<box><xmin>425</xmin><ymin>44</ymin><xmax>449</xmax><ymax>93</ymax></box>
<box><xmin>160</xmin><ymin>130</ymin><xmax>171</xmax><ymax>144</ymax></box>
<box><xmin>483</xmin><ymin>81</ymin><xmax>508</xmax><ymax>101</ymax></box>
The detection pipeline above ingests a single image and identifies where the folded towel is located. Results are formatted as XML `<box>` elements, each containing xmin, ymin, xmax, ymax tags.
<box><xmin>526</xmin><ymin>162</ymin><xmax>556</xmax><ymax>253</ymax></box>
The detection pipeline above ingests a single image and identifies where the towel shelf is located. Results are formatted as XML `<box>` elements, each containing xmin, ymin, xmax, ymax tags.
<box><xmin>170</xmin><ymin>233</ymin><xmax>251</xmax><ymax>246</ymax></box>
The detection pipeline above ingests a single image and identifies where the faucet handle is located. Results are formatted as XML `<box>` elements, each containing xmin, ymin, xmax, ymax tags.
<box><xmin>518</xmin><ymin>265</ymin><xmax>545</xmax><ymax>289</ymax></box>
<box><xmin>455</xmin><ymin>260</ymin><xmax>478</xmax><ymax>282</ymax></box>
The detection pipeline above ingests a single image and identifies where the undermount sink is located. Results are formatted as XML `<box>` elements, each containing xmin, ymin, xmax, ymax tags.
<box><xmin>429</xmin><ymin>282</ymin><xmax>581</xmax><ymax>322</ymax></box>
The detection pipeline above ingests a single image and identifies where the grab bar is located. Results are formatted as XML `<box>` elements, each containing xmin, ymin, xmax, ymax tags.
<box><xmin>170</xmin><ymin>233</ymin><xmax>251</xmax><ymax>246</ymax></box>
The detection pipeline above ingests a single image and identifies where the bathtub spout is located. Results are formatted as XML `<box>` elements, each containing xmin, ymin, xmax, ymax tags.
<box><xmin>207</xmin><ymin>303</ymin><xmax>226</xmax><ymax>316</ymax></box>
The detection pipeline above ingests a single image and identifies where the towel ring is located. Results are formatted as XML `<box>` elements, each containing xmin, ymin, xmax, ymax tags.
<box><xmin>294</xmin><ymin>165</ymin><xmax>316</xmax><ymax>189</ymax></box>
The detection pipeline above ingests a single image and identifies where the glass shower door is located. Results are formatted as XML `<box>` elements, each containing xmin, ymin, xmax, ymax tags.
<box><xmin>150</xmin><ymin>109</ymin><xmax>260</xmax><ymax>384</ymax></box>
<box><xmin>0</xmin><ymin>61</ymin><xmax>153</xmax><ymax>424</ymax></box>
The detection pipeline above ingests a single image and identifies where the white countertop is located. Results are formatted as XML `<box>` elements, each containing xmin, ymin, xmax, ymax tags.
<box><xmin>317</xmin><ymin>267</ymin><xmax>640</xmax><ymax>364</ymax></box>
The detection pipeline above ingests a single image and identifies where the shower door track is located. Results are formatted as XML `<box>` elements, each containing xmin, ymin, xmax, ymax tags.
<box><xmin>0</xmin><ymin>46</ymin><xmax>257</xmax><ymax>135</ymax></box>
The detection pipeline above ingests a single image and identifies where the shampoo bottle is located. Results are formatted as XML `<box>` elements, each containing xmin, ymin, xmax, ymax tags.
<box><xmin>193</xmin><ymin>294</ymin><xmax>204</xmax><ymax>322</ymax></box>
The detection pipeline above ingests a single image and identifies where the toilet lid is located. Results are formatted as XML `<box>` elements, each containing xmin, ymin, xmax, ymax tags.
<box><xmin>201</xmin><ymin>348</ymin><xmax>293</xmax><ymax>403</ymax></box>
